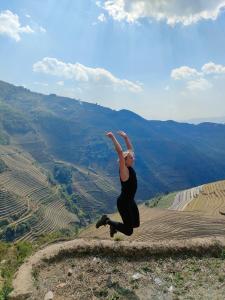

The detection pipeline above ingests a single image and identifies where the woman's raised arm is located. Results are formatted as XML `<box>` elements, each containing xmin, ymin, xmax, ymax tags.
<box><xmin>106</xmin><ymin>132</ymin><xmax>123</xmax><ymax>156</ymax></box>
<box><xmin>117</xmin><ymin>131</ymin><xmax>133</xmax><ymax>152</ymax></box>
<box><xmin>106</xmin><ymin>131</ymin><xmax>129</xmax><ymax>181</ymax></box>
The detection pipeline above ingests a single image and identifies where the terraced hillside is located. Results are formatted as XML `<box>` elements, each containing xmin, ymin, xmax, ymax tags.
<box><xmin>0</xmin><ymin>145</ymin><xmax>78</xmax><ymax>241</ymax></box>
<box><xmin>70</xmin><ymin>165</ymin><xmax>118</xmax><ymax>217</ymax></box>
<box><xmin>9</xmin><ymin>180</ymin><xmax>225</xmax><ymax>300</ymax></box>
<box><xmin>44</xmin><ymin>160</ymin><xmax>119</xmax><ymax>219</ymax></box>
<box><xmin>169</xmin><ymin>185</ymin><xmax>204</xmax><ymax>211</ymax></box>
<box><xmin>78</xmin><ymin>179</ymin><xmax>225</xmax><ymax>243</ymax></box>
<box><xmin>2</xmin><ymin>80</ymin><xmax>225</xmax><ymax>206</ymax></box>
<box><xmin>182</xmin><ymin>180</ymin><xmax>225</xmax><ymax>216</ymax></box>
<box><xmin>79</xmin><ymin>205</ymin><xmax>225</xmax><ymax>242</ymax></box>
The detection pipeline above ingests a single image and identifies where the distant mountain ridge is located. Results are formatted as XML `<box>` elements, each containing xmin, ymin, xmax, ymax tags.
<box><xmin>1</xmin><ymin>79</ymin><xmax>225</xmax><ymax>214</ymax></box>
<box><xmin>185</xmin><ymin>116</ymin><xmax>225</xmax><ymax>124</ymax></box>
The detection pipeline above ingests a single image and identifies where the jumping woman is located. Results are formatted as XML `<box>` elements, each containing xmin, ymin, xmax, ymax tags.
<box><xmin>96</xmin><ymin>131</ymin><xmax>140</xmax><ymax>237</ymax></box>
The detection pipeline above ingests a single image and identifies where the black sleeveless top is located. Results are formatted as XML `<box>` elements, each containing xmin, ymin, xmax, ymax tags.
<box><xmin>119</xmin><ymin>166</ymin><xmax>137</xmax><ymax>201</ymax></box>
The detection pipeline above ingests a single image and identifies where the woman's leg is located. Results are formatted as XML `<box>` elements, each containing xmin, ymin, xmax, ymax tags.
<box><xmin>131</xmin><ymin>201</ymin><xmax>140</xmax><ymax>228</ymax></box>
<box><xmin>107</xmin><ymin>199</ymin><xmax>133</xmax><ymax>236</ymax></box>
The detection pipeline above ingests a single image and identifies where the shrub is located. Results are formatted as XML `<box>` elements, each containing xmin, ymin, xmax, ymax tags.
<box><xmin>0</xmin><ymin>159</ymin><xmax>7</xmax><ymax>173</ymax></box>
<box><xmin>53</xmin><ymin>165</ymin><xmax>72</xmax><ymax>184</ymax></box>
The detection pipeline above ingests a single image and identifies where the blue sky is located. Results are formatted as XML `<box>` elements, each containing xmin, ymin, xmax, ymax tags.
<box><xmin>1</xmin><ymin>0</ymin><xmax>225</xmax><ymax>121</ymax></box>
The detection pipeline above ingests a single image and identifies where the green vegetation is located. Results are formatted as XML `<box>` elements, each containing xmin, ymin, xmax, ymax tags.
<box><xmin>0</xmin><ymin>220</ymin><xmax>8</xmax><ymax>228</ymax></box>
<box><xmin>53</xmin><ymin>164</ymin><xmax>72</xmax><ymax>185</ymax></box>
<box><xmin>1</xmin><ymin>223</ymin><xmax>31</xmax><ymax>242</ymax></box>
<box><xmin>145</xmin><ymin>192</ymin><xmax>177</xmax><ymax>209</ymax></box>
<box><xmin>35</xmin><ymin>228</ymin><xmax>78</xmax><ymax>246</ymax></box>
<box><xmin>0</xmin><ymin>228</ymin><xmax>79</xmax><ymax>300</ymax></box>
<box><xmin>0</xmin><ymin>129</ymin><xmax>8</xmax><ymax>145</ymax></box>
<box><xmin>0</xmin><ymin>101</ymin><xmax>32</xmax><ymax>134</ymax></box>
<box><xmin>0</xmin><ymin>241</ymin><xmax>33</xmax><ymax>300</ymax></box>
<box><xmin>58</xmin><ymin>185</ymin><xmax>88</xmax><ymax>223</ymax></box>
<box><xmin>0</xmin><ymin>160</ymin><xmax>7</xmax><ymax>173</ymax></box>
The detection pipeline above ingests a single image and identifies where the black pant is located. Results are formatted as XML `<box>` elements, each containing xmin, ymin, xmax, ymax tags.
<box><xmin>108</xmin><ymin>197</ymin><xmax>140</xmax><ymax>236</ymax></box>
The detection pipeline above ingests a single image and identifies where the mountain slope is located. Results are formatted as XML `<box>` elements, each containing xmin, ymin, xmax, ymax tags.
<box><xmin>1</xmin><ymin>80</ymin><xmax>225</xmax><ymax>215</ymax></box>
<box><xmin>181</xmin><ymin>180</ymin><xmax>225</xmax><ymax>216</ymax></box>
<box><xmin>0</xmin><ymin>145</ymin><xmax>78</xmax><ymax>241</ymax></box>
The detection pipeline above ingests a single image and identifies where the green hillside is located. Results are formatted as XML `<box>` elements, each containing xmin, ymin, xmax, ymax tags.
<box><xmin>145</xmin><ymin>192</ymin><xmax>178</xmax><ymax>209</ymax></box>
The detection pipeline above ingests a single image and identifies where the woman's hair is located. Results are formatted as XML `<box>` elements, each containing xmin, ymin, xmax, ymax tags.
<box><xmin>122</xmin><ymin>150</ymin><xmax>135</xmax><ymax>159</ymax></box>
<box><xmin>117</xmin><ymin>150</ymin><xmax>135</xmax><ymax>162</ymax></box>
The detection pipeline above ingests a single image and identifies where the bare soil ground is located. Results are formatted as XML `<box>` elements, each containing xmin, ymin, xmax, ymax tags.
<box><xmin>32</xmin><ymin>253</ymin><xmax>225</xmax><ymax>300</ymax></box>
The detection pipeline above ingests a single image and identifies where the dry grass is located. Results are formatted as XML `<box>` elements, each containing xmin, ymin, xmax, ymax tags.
<box><xmin>32</xmin><ymin>250</ymin><xmax>225</xmax><ymax>300</ymax></box>
<box><xmin>79</xmin><ymin>205</ymin><xmax>225</xmax><ymax>243</ymax></box>
<box><xmin>183</xmin><ymin>180</ymin><xmax>225</xmax><ymax>216</ymax></box>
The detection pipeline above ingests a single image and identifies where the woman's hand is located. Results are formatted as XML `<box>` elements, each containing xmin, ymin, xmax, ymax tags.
<box><xmin>117</xmin><ymin>131</ymin><xmax>127</xmax><ymax>138</ymax></box>
<box><xmin>106</xmin><ymin>132</ymin><xmax>115</xmax><ymax>139</ymax></box>
<box><xmin>106</xmin><ymin>131</ymin><xmax>124</xmax><ymax>158</ymax></box>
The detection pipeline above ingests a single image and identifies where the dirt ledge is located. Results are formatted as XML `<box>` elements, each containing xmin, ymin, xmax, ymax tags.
<box><xmin>9</xmin><ymin>236</ymin><xmax>225</xmax><ymax>300</ymax></box>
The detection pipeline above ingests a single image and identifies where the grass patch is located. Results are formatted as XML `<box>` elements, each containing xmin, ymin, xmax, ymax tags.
<box><xmin>113</xmin><ymin>236</ymin><xmax>123</xmax><ymax>242</ymax></box>
<box><xmin>220</xmin><ymin>249</ymin><xmax>225</xmax><ymax>260</ymax></box>
<box><xmin>140</xmin><ymin>265</ymin><xmax>152</xmax><ymax>273</ymax></box>
<box><xmin>0</xmin><ymin>241</ymin><xmax>33</xmax><ymax>300</ymax></box>
<box><xmin>0</xmin><ymin>229</ymin><xmax>79</xmax><ymax>299</ymax></box>
<box><xmin>145</xmin><ymin>192</ymin><xmax>177</xmax><ymax>209</ymax></box>
<box><xmin>35</xmin><ymin>228</ymin><xmax>78</xmax><ymax>247</ymax></box>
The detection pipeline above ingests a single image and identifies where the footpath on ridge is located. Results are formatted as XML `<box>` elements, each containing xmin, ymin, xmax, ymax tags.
<box><xmin>9</xmin><ymin>236</ymin><xmax>225</xmax><ymax>299</ymax></box>
<box><xmin>9</xmin><ymin>206</ymin><xmax>225</xmax><ymax>299</ymax></box>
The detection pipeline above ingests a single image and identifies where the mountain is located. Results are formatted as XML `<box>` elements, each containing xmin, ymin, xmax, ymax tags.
<box><xmin>185</xmin><ymin>116</ymin><xmax>225</xmax><ymax>124</ymax></box>
<box><xmin>1</xmin><ymin>80</ymin><xmax>225</xmax><ymax>217</ymax></box>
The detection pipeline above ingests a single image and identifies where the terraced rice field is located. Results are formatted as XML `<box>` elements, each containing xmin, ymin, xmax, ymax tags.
<box><xmin>0</xmin><ymin>189</ymin><xmax>27</xmax><ymax>221</ymax></box>
<box><xmin>79</xmin><ymin>205</ymin><xmax>225</xmax><ymax>243</ymax></box>
<box><xmin>169</xmin><ymin>185</ymin><xmax>203</xmax><ymax>211</ymax></box>
<box><xmin>71</xmin><ymin>165</ymin><xmax>118</xmax><ymax>216</ymax></box>
<box><xmin>182</xmin><ymin>180</ymin><xmax>225</xmax><ymax>217</ymax></box>
<box><xmin>15</xmin><ymin>139</ymin><xmax>51</xmax><ymax>163</ymax></box>
<box><xmin>0</xmin><ymin>146</ymin><xmax>78</xmax><ymax>241</ymax></box>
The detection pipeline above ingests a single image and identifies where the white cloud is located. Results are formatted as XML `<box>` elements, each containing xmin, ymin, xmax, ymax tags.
<box><xmin>171</xmin><ymin>61</ymin><xmax>225</xmax><ymax>92</ymax></box>
<box><xmin>33</xmin><ymin>57</ymin><xmax>142</xmax><ymax>93</ymax></box>
<box><xmin>34</xmin><ymin>81</ymin><xmax>49</xmax><ymax>87</ymax></box>
<box><xmin>96</xmin><ymin>1</ymin><xmax>102</xmax><ymax>8</ymax></box>
<box><xmin>171</xmin><ymin>66</ymin><xmax>201</xmax><ymax>80</ymax></box>
<box><xmin>0</xmin><ymin>10</ymin><xmax>34</xmax><ymax>41</ymax></box>
<box><xmin>98</xmin><ymin>0</ymin><xmax>225</xmax><ymax>25</ymax></box>
<box><xmin>98</xmin><ymin>13</ymin><xmax>106</xmax><ymax>22</ymax></box>
<box><xmin>187</xmin><ymin>78</ymin><xmax>212</xmax><ymax>91</ymax></box>
<box><xmin>202</xmin><ymin>62</ymin><xmax>225</xmax><ymax>74</ymax></box>
<box><xmin>57</xmin><ymin>81</ymin><xmax>64</xmax><ymax>86</ymax></box>
<box><xmin>39</xmin><ymin>26</ymin><xmax>46</xmax><ymax>33</ymax></box>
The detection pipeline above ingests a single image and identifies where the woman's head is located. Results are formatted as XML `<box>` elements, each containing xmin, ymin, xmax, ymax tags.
<box><xmin>123</xmin><ymin>150</ymin><xmax>135</xmax><ymax>167</ymax></box>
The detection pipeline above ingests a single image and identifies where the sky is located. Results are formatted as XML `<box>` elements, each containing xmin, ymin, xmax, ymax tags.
<box><xmin>0</xmin><ymin>0</ymin><xmax>225</xmax><ymax>122</ymax></box>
